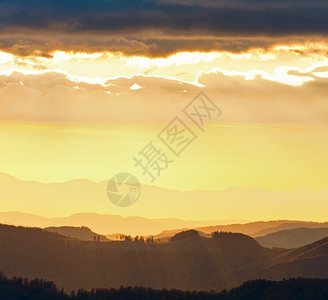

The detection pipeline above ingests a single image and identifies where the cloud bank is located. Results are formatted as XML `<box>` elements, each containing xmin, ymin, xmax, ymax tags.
<box><xmin>1</xmin><ymin>70</ymin><xmax>327</xmax><ymax>125</ymax></box>
<box><xmin>1</xmin><ymin>0</ymin><xmax>328</xmax><ymax>57</ymax></box>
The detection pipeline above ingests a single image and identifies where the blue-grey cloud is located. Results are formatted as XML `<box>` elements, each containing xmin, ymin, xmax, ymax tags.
<box><xmin>0</xmin><ymin>0</ymin><xmax>327</xmax><ymax>56</ymax></box>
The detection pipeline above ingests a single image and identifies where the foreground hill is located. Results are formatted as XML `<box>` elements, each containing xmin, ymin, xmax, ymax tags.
<box><xmin>0</xmin><ymin>224</ymin><xmax>328</xmax><ymax>292</ymax></box>
<box><xmin>1</xmin><ymin>274</ymin><xmax>328</xmax><ymax>300</ymax></box>
<box><xmin>256</xmin><ymin>227</ymin><xmax>328</xmax><ymax>249</ymax></box>
<box><xmin>0</xmin><ymin>224</ymin><xmax>282</xmax><ymax>291</ymax></box>
<box><xmin>0</xmin><ymin>225</ymin><xmax>328</xmax><ymax>290</ymax></box>
<box><xmin>261</xmin><ymin>237</ymin><xmax>328</xmax><ymax>281</ymax></box>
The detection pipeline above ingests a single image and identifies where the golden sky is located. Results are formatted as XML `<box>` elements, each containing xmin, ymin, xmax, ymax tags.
<box><xmin>1</xmin><ymin>0</ymin><xmax>328</xmax><ymax>220</ymax></box>
<box><xmin>0</xmin><ymin>44</ymin><xmax>327</xmax><ymax>194</ymax></box>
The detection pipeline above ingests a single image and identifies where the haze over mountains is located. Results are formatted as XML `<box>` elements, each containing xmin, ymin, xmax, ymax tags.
<box><xmin>1</xmin><ymin>172</ymin><xmax>328</xmax><ymax>222</ymax></box>
<box><xmin>0</xmin><ymin>211</ymin><xmax>230</xmax><ymax>236</ymax></box>
<box><xmin>2</xmin><ymin>211</ymin><xmax>328</xmax><ymax>241</ymax></box>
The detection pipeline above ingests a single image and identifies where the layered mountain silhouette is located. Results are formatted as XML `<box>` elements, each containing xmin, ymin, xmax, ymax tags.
<box><xmin>151</xmin><ymin>220</ymin><xmax>328</xmax><ymax>243</ymax></box>
<box><xmin>0</xmin><ymin>211</ymin><xmax>229</xmax><ymax>237</ymax></box>
<box><xmin>2</xmin><ymin>210</ymin><xmax>328</xmax><ymax>241</ymax></box>
<box><xmin>1</xmin><ymin>172</ymin><xmax>328</xmax><ymax>229</ymax></box>
<box><xmin>1</xmin><ymin>224</ymin><xmax>328</xmax><ymax>292</ymax></box>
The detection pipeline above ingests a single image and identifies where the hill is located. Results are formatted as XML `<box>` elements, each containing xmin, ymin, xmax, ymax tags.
<box><xmin>254</xmin><ymin>222</ymin><xmax>328</xmax><ymax>237</ymax></box>
<box><xmin>45</xmin><ymin>226</ymin><xmax>108</xmax><ymax>241</ymax></box>
<box><xmin>169</xmin><ymin>229</ymin><xmax>200</xmax><ymax>242</ymax></box>
<box><xmin>260</xmin><ymin>237</ymin><xmax>328</xmax><ymax>281</ymax></box>
<box><xmin>256</xmin><ymin>227</ymin><xmax>328</xmax><ymax>249</ymax></box>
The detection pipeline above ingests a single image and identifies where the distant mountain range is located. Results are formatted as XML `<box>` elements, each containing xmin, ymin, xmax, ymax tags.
<box><xmin>1</xmin><ymin>171</ymin><xmax>328</xmax><ymax>225</ymax></box>
<box><xmin>0</xmin><ymin>211</ymin><xmax>233</xmax><ymax>236</ymax></box>
<box><xmin>150</xmin><ymin>220</ymin><xmax>328</xmax><ymax>245</ymax></box>
<box><xmin>1</xmin><ymin>224</ymin><xmax>328</xmax><ymax>292</ymax></box>
<box><xmin>2</xmin><ymin>211</ymin><xmax>328</xmax><ymax>242</ymax></box>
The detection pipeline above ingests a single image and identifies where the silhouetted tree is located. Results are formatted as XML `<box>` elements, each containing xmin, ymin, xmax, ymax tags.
<box><xmin>146</xmin><ymin>236</ymin><xmax>154</xmax><ymax>244</ymax></box>
<box><xmin>124</xmin><ymin>235</ymin><xmax>132</xmax><ymax>242</ymax></box>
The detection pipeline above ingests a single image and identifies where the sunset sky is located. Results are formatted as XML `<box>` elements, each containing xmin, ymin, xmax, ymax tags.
<box><xmin>0</xmin><ymin>0</ymin><xmax>328</xmax><ymax>220</ymax></box>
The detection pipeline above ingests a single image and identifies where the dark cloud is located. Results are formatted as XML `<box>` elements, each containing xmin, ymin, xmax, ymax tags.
<box><xmin>0</xmin><ymin>0</ymin><xmax>328</xmax><ymax>57</ymax></box>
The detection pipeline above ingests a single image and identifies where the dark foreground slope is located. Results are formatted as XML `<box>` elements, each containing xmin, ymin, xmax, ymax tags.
<box><xmin>1</xmin><ymin>274</ymin><xmax>328</xmax><ymax>300</ymax></box>
<box><xmin>0</xmin><ymin>224</ymin><xmax>328</xmax><ymax>292</ymax></box>
<box><xmin>261</xmin><ymin>237</ymin><xmax>328</xmax><ymax>281</ymax></box>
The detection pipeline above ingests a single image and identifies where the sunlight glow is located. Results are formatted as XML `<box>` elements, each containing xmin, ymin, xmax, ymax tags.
<box><xmin>0</xmin><ymin>44</ymin><xmax>327</xmax><ymax>89</ymax></box>
<box><xmin>130</xmin><ymin>83</ymin><xmax>142</xmax><ymax>90</ymax></box>
<box><xmin>0</xmin><ymin>51</ymin><xmax>13</xmax><ymax>64</ymax></box>
<box><xmin>126</xmin><ymin>51</ymin><xmax>222</xmax><ymax>68</ymax></box>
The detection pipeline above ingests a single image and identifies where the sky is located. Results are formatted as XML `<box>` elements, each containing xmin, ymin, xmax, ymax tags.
<box><xmin>0</xmin><ymin>0</ymin><xmax>327</xmax><ymax>219</ymax></box>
